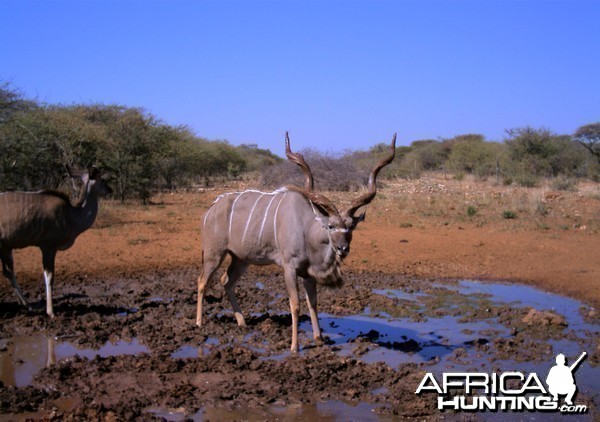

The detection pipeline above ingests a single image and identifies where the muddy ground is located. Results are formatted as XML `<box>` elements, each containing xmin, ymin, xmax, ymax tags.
<box><xmin>0</xmin><ymin>268</ymin><xmax>439</xmax><ymax>419</ymax></box>
<box><xmin>0</xmin><ymin>266</ymin><xmax>598</xmax><ymax>420</ymax></box>
<box><xmin>0</xmin><ymin>176</ymin><xmax>599</xmax><ymax>419</ymax></box>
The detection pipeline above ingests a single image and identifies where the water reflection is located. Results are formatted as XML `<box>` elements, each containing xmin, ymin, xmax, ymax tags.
<box><xmin>0</xmin><ymin>335</ymin><xmax>148</xmax><ymax>387</ymax></box>
<box><xmin>147</xmin><ymin>399</ymin><xmax>389</xmax><ymax>422</ymax></box>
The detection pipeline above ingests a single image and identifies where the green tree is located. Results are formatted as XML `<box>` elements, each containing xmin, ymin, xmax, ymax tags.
<box><xmin>411</xmin><ymin>140</ymin><xmax>448</xmax><ymax>171</ymax></box>
<box><xmin>447</xmin><ymin>134</ymin><xmax>500</xmax><ymax>177</ymax></box>
<box><xmin>153</xmin><ymin>124</ymin><xmax>198</xmax><ymax>190</ymax></box>
<box><xmin>185</xmin><ymin>139</ymin><xmax>246</xmax><ymax>186</ymax></box>
<box><xmin>95</xmin><ymin>106</ymin><xmax>160</xmax><ymax>202</ymax></box>
<box><xmin>505</xmin><ymin>127</ymin><xmax>559</xmax><ymax>178</ymax></box>
<box><xmin>236</xmin><ymin>143</ymin><xmax>282</xmax><ymax>171</ymax></box>
<box><xmin>0</xmin><ymin>105</ymin><xmax>75</xmax><ymax>190</ymax></box>
<box><xmin>0</xmin><ymin>82</ymin><xmax>37</xmax><ymax>123</ymax></box>
<box><xmin>574</xmin><ymin>123</ymin><xmax>600</xmax><ymax>165</ymax></box>
<box><xmin>504</xmin><ymin>127</ymin><xmax>588</xmax><ymax>184</ymax></box>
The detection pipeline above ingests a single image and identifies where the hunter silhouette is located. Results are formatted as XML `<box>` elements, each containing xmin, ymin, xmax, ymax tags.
<box><xmin>546</xmin><ymin>352</ymin><xmax>586</xmax><ymax>405</ymax></box>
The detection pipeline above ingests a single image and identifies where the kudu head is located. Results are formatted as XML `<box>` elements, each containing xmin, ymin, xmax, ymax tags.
<box><xmin>67</xmin><ymin>166</ymin><xmax>113</xmax><ymax>197</ymax></box>
<box><xmin>285</xmin><ymin>132</ymin><xmax>396</xmax><ymax>259</ymax></box>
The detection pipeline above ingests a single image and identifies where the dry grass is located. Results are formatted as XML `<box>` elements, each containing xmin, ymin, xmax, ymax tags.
<box><xmin>123</xmin><ymin>173</ymin><xmax>599</xmax><ymax>235</ymax></box>
<box><xmin>316</xmin><ymin>173</ymin><xmax>600</xmax><ymax>234</ymax></box>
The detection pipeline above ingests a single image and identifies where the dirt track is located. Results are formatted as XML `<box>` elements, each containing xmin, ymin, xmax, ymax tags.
<box><xmin>0</xmin><ymin>175</ymin><xmax>599</xmax><ymax>419</ymax></box>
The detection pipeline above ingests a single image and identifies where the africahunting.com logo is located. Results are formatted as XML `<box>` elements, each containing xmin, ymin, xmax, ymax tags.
<box><xmin>416</xmin><ymin>352</ymin><xmax>588</xmax><ymax>414</ymax></box>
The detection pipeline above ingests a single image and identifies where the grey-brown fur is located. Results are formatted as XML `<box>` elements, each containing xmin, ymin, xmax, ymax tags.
<box><xmin>0</xmin><ymin>167</ymin><xmax>112</xmax><ymax>317</ymax></box>
<box><xmin>197</xmin><ymin>133</ymin><xmax>396</xmax><ymax>352</ymax></box>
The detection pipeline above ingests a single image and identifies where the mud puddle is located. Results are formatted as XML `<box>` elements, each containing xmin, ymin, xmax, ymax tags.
<box><xmin>373</xmin><ymin>280</ymin><xmax>599</xmax><ymax>393</ymax></box>
<box><xmin>448</xmin><ymin>281</ymin><xmax>600</xmax><ymax>402</ymax></box>
<box><xmin>147</xmin><ymin>400</ymin><xmax>387</xmax><ymax>422</ymax></box>
<box><xmin>300</xmin><ymin>312</ymin><xmax>508</xmax><ymax>366</ymax></box>
<box><xmin>297</xmin><ymin>280</ymin><xmax>596</xmax><ymax>418</ymax></box>
<box><xmin>151</xmin><ymin>279</ymin><xmax>599</xmax><ymax>419</ymax></box>
<box><xmin>0</xmin><ymin>335</ymin><xmax>148</xmax><ymax>387</ymax></box>
<box><xmin>0</xmin><ymin>269</ymin><xmax>598</xmax><ymax>419</ymax></box>
<box><xmin>442</xmin><ymin>280</ymin><xmax>598</xmax><ymax>331</ymax></box>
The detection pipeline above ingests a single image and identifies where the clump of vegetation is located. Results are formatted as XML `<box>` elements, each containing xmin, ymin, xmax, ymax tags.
<box><xmin>467</xmin><ymin>205</ymin><xmax>477</xmax><ymax>217</ymax></box>
<box><xmin>505</xmin><ymin>127</ymin><xmax>587</xmax><ymax>177</ymax></box>
<box><xmin>535</xmin><ymin>201</ymin><xmax>549</xmax><ymax>217</ymax></box>
<box><xmin>551</xmin><ymin>176</ymin><xmax>578</xmax><ymax>191</ymax></box>
<box><xmin>503</xmin><ymin>210</ymin><xmax>517</xmax><ymax>219</ymax></box>
<box><xmin>1</xmin><ymin>81</ymin><xmax>598</xmax><ymax>202</ymax></box>
<box><xmin>260</xmin><ymin>149</ymin><xmax>364</xmax><ymax>191</ymax></box>
<box><xmin>0</xmin><ymin>82</ymin><xmax>280</xmax><ymax>202</ymax></box>
<box><xmin>574</xmin><ymin>123</ymin><xmax>600</xmax><ymax>166</ymax></box>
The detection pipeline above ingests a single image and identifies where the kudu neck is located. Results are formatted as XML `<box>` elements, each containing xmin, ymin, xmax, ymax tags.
<box><xmin>307</xmin><ymin>214</ymin><xmax>336</xmax><ymax>261</ymax></box>
<box><xmin>305</xmin><ymin>214</ymin><xmax>344</xmax><ymax>288</ymax></box>
<box><xmin>72</xmin><ymin>181</ymin><xmax>100</xmax><ymax>232</ymax></box>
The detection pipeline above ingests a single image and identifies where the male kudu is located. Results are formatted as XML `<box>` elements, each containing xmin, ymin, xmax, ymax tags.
<box><xmin>197</xmin><ymin>133</ymin><xmax>396</xmax><ymax>352</ymax></box>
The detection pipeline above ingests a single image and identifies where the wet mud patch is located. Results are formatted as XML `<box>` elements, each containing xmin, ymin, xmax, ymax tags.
<box><xmin>0</xmin><ymin>268</ymin><xmax>598</xmax><ymax>419</ymax></box>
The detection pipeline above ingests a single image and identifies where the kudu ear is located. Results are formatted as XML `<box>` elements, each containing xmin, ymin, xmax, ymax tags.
<box><xmin>66</xmin><ymin>165</ymin><xmax>90</xmax><ymax>185</ymax></box>
<box><xmin>313</xmin><ymin>202</ymin><xmax>334</xmax><ymax>218</ymax></box>
<box><xmin>351</xmin><ymin>210</ymin><xmax>366</xmax><ymax>228</ymax></box>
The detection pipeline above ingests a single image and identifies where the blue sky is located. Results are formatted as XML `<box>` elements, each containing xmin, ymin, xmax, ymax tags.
<box><xmin>1</xmin><ymin>1</ymin><xmax>599</xmax><ymax>154</ymax></box>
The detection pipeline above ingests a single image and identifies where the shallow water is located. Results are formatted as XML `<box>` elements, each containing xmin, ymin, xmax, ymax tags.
<box><xmin>301</xmin><ymin>312</ymin><xmax>508</xmax><ymax>366</ymax></box>
<box><xmin>159</xmin><ymin>280</ymin><xmax>599</xmax><ymax>419</ymax></box>
<box><xmin>147</xmin><ymin>400</ymin><xmax>389</xmax><ymax>421</ymax></box>
<box><xmin>369</xmin><ymin>280</ymin><xmax>600</xmax><ymax>416</ymax></box>
<box><xmin>1</xmin><ymin>279</ymin><xmax>598</xmax><ymax>419</ymax></box>
<box><xmin>0</xmin><ymin>335</ymin><xmax>148</xmax><ymax>387</ymax></box>
<box><xmin>171</xmin><ymin>337</ymin><xmax>220</xmax><ymax>358</ymax></box>
<box><xmin>451</xmin><ymin>280</ymin><xmax>597</xmax><ymax>331</ymax></box>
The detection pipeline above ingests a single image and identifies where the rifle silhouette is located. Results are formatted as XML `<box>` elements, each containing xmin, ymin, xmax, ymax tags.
<box><xmin>569</xmin><ymin>352</ymin><xmax>587</xmax><ymax>372</ymax></box>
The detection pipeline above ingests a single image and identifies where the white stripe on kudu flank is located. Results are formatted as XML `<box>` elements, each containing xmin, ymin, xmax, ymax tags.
<box><xmin>258</xmin><ymin>194</ymin><xmax>278</xmax><ymax>244</ymax></box>
<box><xmin>242</xmin><ymin>193</ymin><xmax>264</xmax><ymax>245</ymax></box>
<box><xmin>273</xmin><ymin>193</ymin><xmax>287</xmax><ymax>250</ymax></box>
<box><xmin>212</xmin><ymin>198</ymin><xmax>223</xmax><ymax>235</ymax></box>
<box><xmin>202</xmin><ymin>205</ymin><xmax>213</xmax><ymax>230</ymax></box>
<box><xmin>228</xmin><ymin>192</ymin><xmax>245</xmax><ymax>240</ymax></box>
<box><xmin>203</xmin><ymin>193</ymin><xmax>228</xmax><ymax>230</ymax></box>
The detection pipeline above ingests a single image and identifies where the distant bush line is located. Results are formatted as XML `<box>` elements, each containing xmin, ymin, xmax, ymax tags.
<box><xmin>1</xmin><ymin>82</ymin><xmax>599</xmax><ymax>202</ymax></box>
<box><xmin>262</xmin><ymin>127</ymin><xmax>599</xmax><ymax>190</ymax></box>
<box><xmin>0</xmin><ymin>82</ymin><xmax>280</xmax><ymax>202</ymax></box>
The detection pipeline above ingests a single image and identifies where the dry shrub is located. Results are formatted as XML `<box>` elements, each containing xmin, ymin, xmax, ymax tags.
<box><xmin>259</xmin><ymin>149</ymin><xmax>367</xmax><ymax>191</ymax></box>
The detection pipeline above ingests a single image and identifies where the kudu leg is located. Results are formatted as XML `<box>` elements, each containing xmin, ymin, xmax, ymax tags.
<box><xmin>46</xmin><ymin>336</ymin><xmax>56</xmax><ymax>367</ymax></box>
<box><xmin>221</xmin><ymin>256</ymin><xmax>249</xmax><ymax>327</ymax></box>
<box><xmin>1</xmin><ymin>251</ymin><xmax>29</xmax><ymax>308</ymax></box>
<box><xmin>303</xmin><ymin>278</ymin><xmax>324</xmax><ymax>344</ymax></box>
<box><xmin>197</xmin><ymin>268</ymin><xmax>216</xmax><ymax>327</ymax></box>
<box><xmin>196</xmin><ymin>251</ymin><xmax>223</xmax><ymax>327</ymax></box>
<box><xmin>284</xmin><ymin>268</ymin><xmax>300</xmax><ymax>353</ymax></box>
<box><xmin>196</xmin><ymin>272</ymin><xmax>208</xmax><ymax>327</ymax></box>
<box><xmin>41</xmin><ymin>248</ymin><xmax>57</xmax><ymax>318</ymax></box>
